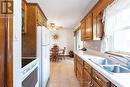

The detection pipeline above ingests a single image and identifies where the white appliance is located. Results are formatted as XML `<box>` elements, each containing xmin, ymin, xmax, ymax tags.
<box><xmin>37</xmin><ymin>26</ymin><xmax>50</xmax><ymax>87</ymax></box>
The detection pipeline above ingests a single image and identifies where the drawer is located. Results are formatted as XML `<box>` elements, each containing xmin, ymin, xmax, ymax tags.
<box><xmin>84</xmin><ymin>61</ymin><xmax>91</xmax><ymax>74</ymax></box>
<box><xmin>92</xmin><ymin>69</ymin><xmax>110</xmax><ymax>87</ymax></box>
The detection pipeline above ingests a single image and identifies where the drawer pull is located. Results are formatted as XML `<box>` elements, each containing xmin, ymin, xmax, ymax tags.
<box><xmin>88</xmin><ymin>81</ymin><xmax>91</xmax><ymax>85</ymax></box>
<box><xmin>95</xmin><ymin>76</ymin><xmax>101</xmax><ymax>82</ymax></box>
<box><xmin>90</xmin><ymin>83</ymin><xmax>94</xmax><ymax>87</ymax></box>
<box><xmin>85</xmin><ymin>66</ymin><xmax>88</xmax><ymax>69</ymax></box>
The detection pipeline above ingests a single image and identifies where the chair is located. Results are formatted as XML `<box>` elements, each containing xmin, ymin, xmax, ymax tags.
<box><xmin>50</xmin><ymin>47</ymin><xmax>59</xmax><ymax>62</ymax></box>
<box><xmin>58</xmin><ymin>47</ymin><xmax>66</xmax><ymax>60</ymax></box>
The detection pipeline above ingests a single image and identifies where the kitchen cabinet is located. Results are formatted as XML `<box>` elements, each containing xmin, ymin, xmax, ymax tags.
<box><xmin>93</xmin><ymin>11</ymin><xmax>104</xmax><ymax>40</ymax></box>
<box><xmin>74</xmin><ymin>54</ymin><xmax>116</xmax><ymax>87</ymax></box>
<box><xmin>93</xmin><ymin>79</ymin><xmax>100</xmax><ymax>87</ymax></box>
<box><xmin>85</xmin><ymin>14</ymin><xmax>93</xmax><ymax>40</ymax></box>
<box><xmin>92</xmin><ymin>69</ymin><xmax>110</xmax><ymax>87</ymax></box>
<box><xmin>22</xmin><ymin>2</ymin><xmax>47</xmax><ymax>57</ymax></box>
<box><xmin>37</xmin><ymin>5</ymin><xmax>47</xmax><ymax>26</ymax></box>
<box><xmin>22</xmin><ymin>0</ymin><xmax>27</xmax><ymax>33</ymax></box>
<box><xmin>83</xmin><ymin>68</ymin><xmax>92</xmax><ymax>87</ymax></box>
<box><xmin>80</xmin><ymin>20</ymin><xmax>86</xmax><ymax>41</ymax></box>
<box><xmin>92</xmin><ymin>0</ymin><xmax>113</xmax><ymax>40</ymax></box>
<box><xmin>92</xmin><ymin>0</ymin><xmax>114</xmax><ymax>17</ymax></box>
<box><xmin>75</xmin><ymin>55</ymin><xmax>84</xmax><ymax>87</ymax></box>
<box><xmin>26</xmin><ymin>3</ymin><xmax>47</xmax><ymax>28</ymax></box>
<box><xmin>80</xmin><ymin>0</ymin><xmax>113</xmax><ymax>41</ymax></box>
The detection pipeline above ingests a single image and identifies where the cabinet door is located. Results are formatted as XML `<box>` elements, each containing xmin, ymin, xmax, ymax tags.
<box><xmin>85</xmin><ymin>14</ymin><xmax>93</xmax><ymax>40</ymax></box>
<box><xmin>93</xmin><ymin>12</ymin><xmax>104</xmax><ymax>40</ymax></box>
<box><xmin>83</xmin><ymin>69</ymin><xmax>92</xmax><ymax>87</ymax></box>
<box><xmin>81</xmin><ymin>20</ymin><xmax>86</xmax><ymax>41</ymax></box>
<box><xmin>92</xmin><ymin>69</ymin><xmax>110</xmax><ymax>87</ymax></box>
<box><xmin>93</xmin><ymin>80</ymin><xmax>100</xmax><ymax>87</ymax></box>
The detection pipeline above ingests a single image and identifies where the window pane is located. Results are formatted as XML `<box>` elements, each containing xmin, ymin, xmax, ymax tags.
<box><xmin>114</xmin><ymin>29</ymin><xmax>130</xmax><ymax>52</ymax></box>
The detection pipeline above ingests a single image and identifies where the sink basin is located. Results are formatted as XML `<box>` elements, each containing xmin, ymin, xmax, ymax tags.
<box><xmin>89</xmin><ymin>58</ymin><xmax>113</xmax><ymax>65</ymax></box>
<box><xmin>102</xmin><ymin>65</ymin><xmax>130</xmax><ymax>73</ymax></box>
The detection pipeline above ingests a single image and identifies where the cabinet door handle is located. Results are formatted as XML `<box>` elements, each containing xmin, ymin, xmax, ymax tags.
<box><xmin>95</xmin><ymin>76</ymin><xmax>101</xmax><ymax>82</ymax></box>
<box><xmin>88</xmin><ymin>81</ymin><xmax>91</xmax><ymax>85</ymax></box>
<box><xmin>90</xmin><ymin>83</ymin><xmax>94</xmax><ymax>87</ymax></box>
<box><xmin>85</xmin><ymin>66</ymin><xmax>89</xmax><ymax>69</ymax></box>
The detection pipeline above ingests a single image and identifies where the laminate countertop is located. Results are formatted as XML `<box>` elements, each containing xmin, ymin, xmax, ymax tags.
<box><xmin>74</xmin><ymin>50</ymin><xmax>130</xmax><ymax>87</ymax></box>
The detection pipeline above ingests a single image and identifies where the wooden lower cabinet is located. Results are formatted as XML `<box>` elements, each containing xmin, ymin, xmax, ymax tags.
<box><xmin>93</xmin><ymin>80</ymin><xmax>100</xmax><ymax>87</ymax></box>
<box><xmin>92</xmin><ymin>69</ymin><xmax>110</xmax><ymax>87</ymax></box>
<box><xmin>74</xmin><ymin>55</ymin><xmax>116</xmax><ymax>87</ymax></box>
<box><xmin>83</xmin><ymin>69</ymin><xmax>92</xmax><ymax>87</ymax></box>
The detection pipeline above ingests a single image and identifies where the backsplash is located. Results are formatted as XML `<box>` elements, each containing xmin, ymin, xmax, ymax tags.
<box><xmin>84</xmin><ymin>40</ymin><xmax>101</xmax><ymax>51</ymax></box>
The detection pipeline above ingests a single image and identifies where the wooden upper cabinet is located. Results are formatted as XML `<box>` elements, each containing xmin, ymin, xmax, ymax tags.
<box><xmin>80</xmin><ymin>20</ymin><xmax>86</xmax><ymax>41</ymax></box>
<box><xmin>85</xmin><ymin>14</ymin><xmax>93</xmax><ymax>40</ymax></box>
<box><xmin>26</xmin><ymin>3</ymin><xmax>47</xmax><ymax>27</ymax></box>
<box><xmin>79</xmin><ymin>0</ymin><xmax>113</xmax><ymax>41</ymax></box>
<box><xmin>92</xmin><ymin>0</ymin><xmax>114</xmax><ymax>17</ymax></box>
<box><xmin>37</xmin><ymin>5</ymin><xmax>47</xmax><ymax>26</ymax></box>
<box><xmin>22</xmin><ymin>0</ymin><xmax>27</xmax><ymax>33</ymax></box>
<box><xmin>93</xmin><ymin>11</ymin><xmax>104</xmax><ymax>40</ymax></box>
<box><xmin>22</xmin><ymin>2</ymin><xmax>47</xmax><ymax>57</ymax></box>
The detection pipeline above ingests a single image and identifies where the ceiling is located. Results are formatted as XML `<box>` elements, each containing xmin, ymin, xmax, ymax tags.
<box><xmin>27</xmin><ymin>0</ymin><xmax>98</xmax><ymax>29</ymax></box>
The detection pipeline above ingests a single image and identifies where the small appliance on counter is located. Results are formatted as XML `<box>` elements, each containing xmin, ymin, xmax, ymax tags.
<box><xmin>80</xmin><ymin>47</ymin><xmax>87</xmax><ymax>51</ymax></box>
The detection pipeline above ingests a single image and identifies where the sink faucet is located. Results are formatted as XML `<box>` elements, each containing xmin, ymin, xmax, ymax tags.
<box><xmin>109</xmin><ymin>55</ymin><xmax>130</xmax><ymax>68</ymax></box>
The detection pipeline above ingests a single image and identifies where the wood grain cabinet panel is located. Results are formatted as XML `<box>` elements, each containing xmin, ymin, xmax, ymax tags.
<box><xmin>79</xmin><ymin>0</ymin><xmax>113</xmax><ymax>41</ymax></box>
<box><xmin>93</xmin><ymin>11</ymin><xmax>104</xmax><ymax>40</ymax></box>
<box><xmin>92</xmin><ymin>0</ymin><xmax>114</xmax><ymax>17</ymax></box>
<box><xmin>92</xmin><ymin>69</ymin><xmax>110</xmax><ymax>87</ymax></box>
<box><xmin>74</xmin><ymin>54</ymin><xmax>116</xmax><ymax>87</ymax></box>
<box><xmin>37</xmin><ymin>6</ymin><xmax>47</xmax><ymax>26</ymax></box>
<box><xmin>93</xmin><ymin>79</ymin><xmax>100</xmax><ymax>87</ymax></box>
<box><xmin>22</xmin><ymin>2</ymin><xmax>47</xmax><ymax>57</ymax></box>
<box><xmin>80</xmin><ymin>20</ymin><xmax>86</xmax><ymax>41</ymax></box>
<box><xmin>85</xmin><ymin>14</ymin><xmax>93</xmax><ymax>40</ymax></box>
<box><xmin>84</xmin><ymin>61</ymin><xmax>91</xmax><ymax>74</ymax></box>
<box><xmin>83</xmin><ymin>69</ymin><xmax>92</xmax><ymax>87</ymax></box>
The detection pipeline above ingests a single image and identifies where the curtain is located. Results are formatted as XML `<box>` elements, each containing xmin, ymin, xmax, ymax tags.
<box><xmin>101</xmin><ymin>0</ymin><xmax>130</xmax><ymax>52</ymax></box>
<box><xmin>101</xmin><ymin>2</ymin><xmax>116</xmax><ymax>52</ymax></box>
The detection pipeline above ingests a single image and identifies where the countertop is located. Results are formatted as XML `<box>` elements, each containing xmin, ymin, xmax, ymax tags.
<box><xmin>74</xmin><ymin>50</ymin><xmax>130</xmax><ymax>87</ymax></box>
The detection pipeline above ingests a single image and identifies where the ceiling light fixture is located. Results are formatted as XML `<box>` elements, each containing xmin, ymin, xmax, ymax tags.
<box><xmin>48</xmin><ymin>23</ymin><xmax>57</xmax><ymax>31</ymax></box>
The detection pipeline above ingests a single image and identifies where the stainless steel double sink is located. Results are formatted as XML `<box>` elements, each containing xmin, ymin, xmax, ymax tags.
<box><xmin>89</xmin><ymin>58</ymin><xmax>130</xmax><ymax>73</ymax></box>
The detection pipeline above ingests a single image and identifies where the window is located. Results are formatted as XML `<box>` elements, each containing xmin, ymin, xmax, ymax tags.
<box><xmin>102</xmin><ymin>0</ymin><xmax>130</xmax><ymax>53</ymax></box>
<box><xmin>113</xmin><ymin>29</ymin><xmax>130</xmax><ymax>52</ymax></box>
<box><xmin>75</xmin><ymin>30</ymin><xmax>83</xmax><ymax>50</ymax></box>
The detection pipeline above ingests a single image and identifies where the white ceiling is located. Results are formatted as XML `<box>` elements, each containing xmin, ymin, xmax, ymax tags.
<box><xmin>27</xmin><ymin>0</ymin><xmax>98</xmax><ymax>29</ymax></box>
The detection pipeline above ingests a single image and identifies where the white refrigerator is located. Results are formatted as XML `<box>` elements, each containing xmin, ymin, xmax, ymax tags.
<box><xmin>37</xmin><ymin>26</ymin><xmax>50</xmax><ymax>87</ymax></box>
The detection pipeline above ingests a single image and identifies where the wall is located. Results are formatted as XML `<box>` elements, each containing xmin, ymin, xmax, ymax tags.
<box><xmin>84</xmin><ymin>40</ymin><xmax>101</xmax><ymax>51</ymax></box>
<box><xmin>50</xmin><ymin>28</ymin><xmax>74</xmax><ymax>55</ymax></box>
